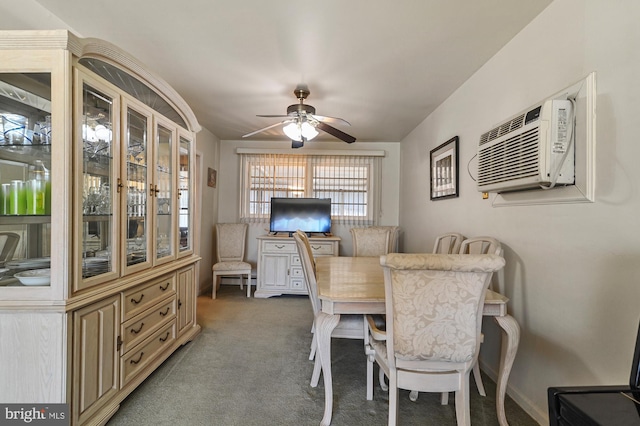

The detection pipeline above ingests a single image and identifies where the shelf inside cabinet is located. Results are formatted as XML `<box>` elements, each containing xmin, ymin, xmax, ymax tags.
<box><xmin>0</xmin><ymin>144</ymin><xmax>52</xmax><ymax>163</ymax></box>
<box><xmin>0</xmin><ymin>214</ymin><xmax>51</xmax><ymax>224</ymax></box>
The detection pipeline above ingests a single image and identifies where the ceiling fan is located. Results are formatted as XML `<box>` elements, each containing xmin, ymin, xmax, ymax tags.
<box><xmin>242</xmin><ymin>85</ymin><xmax>356</xmax><ymax>148</ymax></box>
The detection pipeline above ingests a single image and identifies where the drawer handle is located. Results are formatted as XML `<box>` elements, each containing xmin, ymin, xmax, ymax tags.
<box><xmin>159</xmin><ymin>282</ymin><xmax>170</xmax><ymax>291</ymax></box>
<box><xmin>130</xmin><ymin>323</ymin><xmax>145</xmax><ymax>334</ymax></box>
<box><xmin>130</xmin><ymin>352</ymin><xmax>144</xmax><ymax>365</ymax></box>
<box><xmin>159</xmin><ymin>307</ymin><xmax>170</xmax><ymax>317</ymax></box>
<box><xmin>131</xmin><ymin>294</ymin><xmax>144</xmax><ymax>304</ymax></box>
<box><xmin>275</xmin><ymin>244</ymin><xmax>285</xmax><ymax>249</ymax></box>
<box><xmin>159</xmin><ymin>332</ymin><xmax>170</xmax><ymax>342</ymax></box>
<box><xmin>311</xmin><ymin>245</ymin><xmax>321</xmax><ymax>250</ymax></box>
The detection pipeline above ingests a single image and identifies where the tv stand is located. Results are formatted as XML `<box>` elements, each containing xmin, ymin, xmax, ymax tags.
<box><xmin>255</xmin><ymin>234</ymin><xmax>340</xmax><ymax>298</ymax></box>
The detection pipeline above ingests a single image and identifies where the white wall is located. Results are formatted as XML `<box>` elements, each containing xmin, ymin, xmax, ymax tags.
<box><xmin>400</xmin><ymin>0</ymin><xmax>640</xmax><ymax>422</ymax></box>
<box><xmin>217</xmin><ymin>139</ymin><xmax>401</xmax><ymax>266</ymax></box>
<box><xmin>195</xmin><ymin>128</ymin><xmax>220</xmax><ymax>295</ymax></box>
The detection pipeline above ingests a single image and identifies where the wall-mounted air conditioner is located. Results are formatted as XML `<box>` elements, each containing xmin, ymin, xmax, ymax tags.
<box><xmin>477</xmin><ymin>98</ymin><xmax>575</xmax><ymax>193</ymax></box>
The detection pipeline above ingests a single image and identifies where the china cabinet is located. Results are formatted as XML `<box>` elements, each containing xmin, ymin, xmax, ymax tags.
<box><xmin>0</xmin><ymin>30</ymin><xmax>201</xmax><ymax>425</ymax></box>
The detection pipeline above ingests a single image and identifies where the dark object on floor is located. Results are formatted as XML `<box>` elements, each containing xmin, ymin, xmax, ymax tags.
<box><xmin>548</xmin><ymin>320</ymin><xmax>640</xmax><ymax>425</ymax></box>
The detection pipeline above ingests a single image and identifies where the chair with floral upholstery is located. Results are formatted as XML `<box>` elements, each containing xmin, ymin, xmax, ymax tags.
<box><xmin>350</xmin><ymin>227</ymin><xmax>392</xmax><ymax>257</ymax></box>
<box><xmin>212</xmin><ymin>223</ymin><xmax>252</xmax><ymax>298</ymax></box>
<box><xmin>366</xmin><ymin>253</ymin><xmax>505</xmax><ymax>426</ymax></box>
<box><xmin>370</xmin><ymin>226</ymin><xmax>402</xmax><ymax>253</ymax></box>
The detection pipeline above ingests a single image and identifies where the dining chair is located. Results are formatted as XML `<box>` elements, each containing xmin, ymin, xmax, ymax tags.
<box><xmin>408</xmin><ymin>231</ymin><xmax>467</xmax><ymax>402</ymax></box>
<box><xmin>212</xmin><ymin>223</ymin><xmax>252</xmax><ymax>299</ymax></box>
<box><xmin>370</xmin><ymin>226</ymin><xmax>402</xmax><ymax>253</ymax></box>
<box><xmin>292</xmin><ymin>230</ymin><xmax>365</xmax><ymax>389</ymax></box>
<box><xmin>432</xmin><ymin>232</ymin><xmax>465</xmax><ymax>254</ymax></box>
<box><xmin>367</xmin><ymin>253</ymin><xmax>506</xmax><ymax>426</ymax></box>
<box><xmin>458</xmin><ymin>236</ymin><xmax>503</xmax><ymax>398</ymax></box>
<box><xmin>350</xmin><ymin>227</ymin><xmax>392</xmax><ymax>257</ymax></box>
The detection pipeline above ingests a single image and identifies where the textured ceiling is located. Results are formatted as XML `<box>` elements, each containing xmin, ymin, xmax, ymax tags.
<box><xmin>34</xmin><ymin>0</ymin><xmax>552</xmax><ymax>142</ymax></box>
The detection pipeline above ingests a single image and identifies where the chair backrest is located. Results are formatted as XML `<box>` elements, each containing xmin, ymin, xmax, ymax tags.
<box><xmin>293</xmin><ymin>230</ymin><xmax>321</xmax><ymax>315</ymax></box>
<box><xmin>432</xmin><ymin>232</ymin><xmax>465</xmax><ymax>254</ymax></box>
<box><xmin>380</xmin><ymin>253</ymin><xmax>505</xmax><ymax>366</ymax></box>
<box><xmin>351</xmin><ymin>227</ymin><xmax>392</xmax><ymax>257</ymax></box>
<box><xmin>215</xmin><ymin>223</ymin><xmax>248</xmax><ymax>262</ymax></box>
<box><xmin>370</xmin><ymin>226</ymin><xmax>401</xmax><ymax>253</ymax></box>
<box><xmin>459</xmin><ymin>236</ymin><xmax>502</xmax><ymax>256</ymax></box>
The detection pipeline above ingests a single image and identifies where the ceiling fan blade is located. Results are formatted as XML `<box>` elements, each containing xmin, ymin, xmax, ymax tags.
<box><xmin>313</xmin><ymin>115</ymin><xmax>351</xmax><ymax>126</ymax></box>
<box><xmin>242</xmin><ymin>119</ymin><xmax>292</xmax><ymax>138</ymax></box>
<box><xmin>316</xmin><ymin>121</ymin><xmax>356</xmax><ymax>143</ymax></box>
<box><xmin>257</xmin><ymin>114</ymin><xmax>291</xmax><ymax>118</ymax></box>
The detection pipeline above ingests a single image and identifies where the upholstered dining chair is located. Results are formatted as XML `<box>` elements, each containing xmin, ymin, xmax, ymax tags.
<box><xmin>371</xmin><ymin>226</ymin><xmax>402</xmax><ymax>253</ymax></box>
<box><xmin>408</xmin><ymin>231</ymin><xmax>467</xmax><ymax>403</ymax></box>
<box><xmin>212</xmin><ymin>223</ymin><xmax>252</xmax><ymax>299</ymax></box>
<box><xmin>367</xmin><ymin>253</ymin><xmax>506</xmax><ymax>426</ymax></box>
<box><xmin>293</xmin><ymin>230</ymin><xmax>365</xmax><ymax>389</ymax></box>
<box><xmin>350</xmin><ymin>227</ymin><xmax>392</xmax><ymax>257</ymax></box>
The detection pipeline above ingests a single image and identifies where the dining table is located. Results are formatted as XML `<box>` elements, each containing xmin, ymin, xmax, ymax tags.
<box><xmin>313</xmin><ymin>255</ymin><xmax>520</xmax><ymax>426</ymax></box>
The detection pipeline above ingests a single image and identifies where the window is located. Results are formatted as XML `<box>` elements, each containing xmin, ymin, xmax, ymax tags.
<box><xmin>239</xmin><ymin>151</ymin><xmax>383</xmax><ymax>226</ymax></box>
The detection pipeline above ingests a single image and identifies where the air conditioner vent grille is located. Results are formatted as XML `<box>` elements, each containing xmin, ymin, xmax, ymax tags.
<box><xmin>479</xmin><ymin>113</ymin><xmax>526</xmax><ymax>146</ymax></box>
<box><xmin>477</xmin><ymin>127</ymin><xmax>540</xmax><ymax>186</ymax></box>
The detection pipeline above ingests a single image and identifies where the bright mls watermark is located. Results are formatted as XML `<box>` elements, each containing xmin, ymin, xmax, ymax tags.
<box><xmin>0</xmin><ymin>404</ymin><xmax>68</xmax><ymax>425</ymax></box>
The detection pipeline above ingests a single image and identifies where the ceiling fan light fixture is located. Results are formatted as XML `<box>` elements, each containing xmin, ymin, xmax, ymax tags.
<box><xmin>283</xmin><ymin>120</ymin><xmax>318</xmax><ymax>142</ymax></box>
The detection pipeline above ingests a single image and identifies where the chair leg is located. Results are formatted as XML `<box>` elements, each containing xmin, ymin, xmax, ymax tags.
<box><xmin>472</xmin><ymin>361</ymin><xmax>486</xmax><ymax>396</ymax></box>
<box><xmin>441</xmin><ymin>392</ymin><xmax>449</xmax><ymax>405</ymax></box>
<box><xmin>310</xmin><ymin>334</ymin><xmax>322</xmax><ymax>387</ymax></box>
<box><xmin>379</xmin><ymin>368</ymin><xmax>388</xmax><ymax>391</ymax></box>
<box><xmin>246</xmin><ymin>273</ymin><xmax>251</xmax><ymax>297</ymax></box>
<box><xmin>388</xmin><ymin>375</ymin><xmax>399</xmax><ymax>426</ymax></box>
<box><xmin>212</xmin><ymin>273</ymin><xmax>218</xmax><ymax>299</ymax></box>
<box><xmin>454</xmin><ymin>374</ymin><xmax>471</xmax><ymax>426</ymax></box>
<box><xmin>309</xmin><ymin>335</ymin><xmax>317</xmax><ymax>361</ymax></box>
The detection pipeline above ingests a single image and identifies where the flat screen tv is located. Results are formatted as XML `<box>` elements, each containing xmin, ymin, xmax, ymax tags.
<box><xmin>269</xmin><ymin>197</ymin><xmax>331</xmax><ymax>235</ymax></box>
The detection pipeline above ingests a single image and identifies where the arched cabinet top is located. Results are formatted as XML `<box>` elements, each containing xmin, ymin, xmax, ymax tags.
<box><xmin>0</xmin><ymin>29</ymin><xmax>201</xmax><ymax>133</ymax></box>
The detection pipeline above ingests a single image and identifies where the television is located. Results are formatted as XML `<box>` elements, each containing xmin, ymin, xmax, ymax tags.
<box><xmin>269</xmin><ymin>197</ymin><xmax>331</xmax><ymax>235</ymax></box>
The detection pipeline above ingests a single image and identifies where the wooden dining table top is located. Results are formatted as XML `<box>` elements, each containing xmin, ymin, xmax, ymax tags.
<box><xmin>315</xmin><ymin>255</ymin><xmax>509</xmax><ymax>317</ymax></box>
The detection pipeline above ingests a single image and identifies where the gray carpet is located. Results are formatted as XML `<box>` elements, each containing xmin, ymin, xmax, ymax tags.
<box><xmin>107</xmin><ymin>285</ymin><xmax>539</xmax><ymax>425</ymax></box>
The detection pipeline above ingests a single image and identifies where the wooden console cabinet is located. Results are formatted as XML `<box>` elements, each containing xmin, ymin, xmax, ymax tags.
<box><xmin>255</xmin><ymin>234</ymin><xmax>340</xmax><ymax>298</ymax></box>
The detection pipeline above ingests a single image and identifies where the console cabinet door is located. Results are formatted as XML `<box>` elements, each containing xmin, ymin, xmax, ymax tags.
<box><xmin>260</xmin><ymin>254</ymin><xmax>290</xmax><ymax>290</ymax></box>
<box><xmin>72</xmin><ymin>295</ymin><xmax>120</xmax><ymax>424</ymax></box>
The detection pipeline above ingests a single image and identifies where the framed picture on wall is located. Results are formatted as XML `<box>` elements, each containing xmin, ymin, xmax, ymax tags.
<box><xmin>207</xmin><ymin>168</ymin><xmax>217</xmax><ymax>188</ymax></box>
<box><xmin>430</xmin><ymin>136</ymin><xmax>459</xmax><ymax>200</ymax></box>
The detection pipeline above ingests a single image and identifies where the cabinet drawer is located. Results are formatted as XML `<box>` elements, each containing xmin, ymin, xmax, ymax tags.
<box><xmin>290</xmin><ymin>278</ymin><xmax>307</xmax><ymax>292</ymax></box>
<box><xmin>308</xmin><ymin>242</ymin><xmax>335</xmax><ymax>256</ymax></box>
<box><xmin>262</xmin><ymin>240</ymin><xmax>296</xmax><ymax>253</ymax></box>
<box><xmin>121</xmin><ymin>321</ymin><xmax>175</xmax><ymax>386</ymax></box>
<box><xmin>121</xmin><ymin>297</ymin><xmax>176</xmax><ymax>354</ymax></box>
<box><xmin>123</xmin><ymin>274</ymin><xmax>176</xmax><ymax>320</ymax></box>
<box><xmin>290</xmin><ymin>266</ymin><xmax>303</xmax><ymax>278</ymax></box>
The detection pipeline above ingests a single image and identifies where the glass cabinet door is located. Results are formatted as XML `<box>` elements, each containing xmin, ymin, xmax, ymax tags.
<box><xmin>78</xmin><ymin>79</ymin><xmax>119</xmax><ymax>288</ymax></box>
<box><xmin>154</xmin><ymin>121</ymin><xmax>174</xmax><ymax>264</ymax></box>
<box><xmin>122</xmin><ymin>102</ymin><xmax>152</xmax><ymax>273</ymax></box>
<box><xmin>178</xmin><ymin>135</ymin><xmax>192</xmax><ymax>255</ymax></box>
<box><xmin>0</xmin><ymin>73</ymin><xmax>53</xmax><ymax>287</ymax></box>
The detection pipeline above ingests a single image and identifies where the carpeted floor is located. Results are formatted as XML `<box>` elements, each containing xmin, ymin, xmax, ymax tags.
<box><xmin>106</xmin><ymin>285</ymin><xmax>539</xmax><ymax>425</ymax></box>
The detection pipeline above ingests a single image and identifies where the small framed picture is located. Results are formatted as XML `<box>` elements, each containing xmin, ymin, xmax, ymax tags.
<box><xmin>207</xmin><ymin>168</ymin><xmax>217</xmax><ymax>188</ymax></box>
<box><xmin>430</xmin><ymin>136</ymin><xmax>459</xmax><ymax>200</ymax></box>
